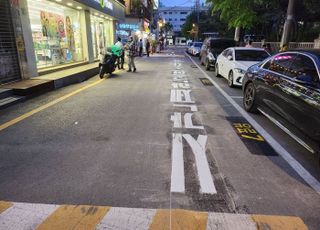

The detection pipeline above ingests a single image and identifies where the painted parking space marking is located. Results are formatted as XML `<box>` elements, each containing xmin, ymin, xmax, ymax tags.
<box><xmin>227</xmin><ymin>116</ymin><xmax>278</xmax><ymax>156</ymax></box>
<box><xmin>187</xmin><ymin>54</ymin><xmax>320</xmax><ymax>194</ymax></box>
<box><xmin>169</xmin><ymin>60</ymin><xmax>216</xmax><ymax>195</ymax></box>
<box><xmin>0</xmin><ymin>201</ymin><xmax>310</xmax><ymax>230</ymax></box>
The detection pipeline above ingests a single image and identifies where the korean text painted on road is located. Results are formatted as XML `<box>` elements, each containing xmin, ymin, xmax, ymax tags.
<box><xmin>169</xmin><ymin>60</ymin><xmax>216</xmax><ymax>194</ymax></box>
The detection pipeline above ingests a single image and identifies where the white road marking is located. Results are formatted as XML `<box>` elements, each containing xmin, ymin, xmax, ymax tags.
<box><xmin>184</xmin><ymin>113</ymin><xmax>204</xmax><ymax>130</ymax></box>
<box><xmin>170</xmin><ymin>90</ymin><xmax>195</xmax><ymax>103</ymax></box>
<box><xmin>230</xmin><ymin>96</ymin><xmax>243</xmax><ymax>99</ymax></box>
<box><xmin>174</xmin><ymin>104</ymin><xmax>198</xmax><ymax>112</ymax></box>
<box><xmin>187</xmin><ymin>55</ymin><xmax>320</xmax><ymax>194</ymax></box>
<box><xmin>96</xmin><ymin>207</ymin><xmax>156</xmax><ymax>230</ymax></box>
<box><xmin>171</xmin><ymin>133</ymin><xmax>185</xmax><ymax>193</ymax></box>
<box><xmin>0</xmin><ymin>202</ymin><xmax>58</xmax><ymax>230</ymax></box>
<box><xmin>172</xmin><ymin>70</ymin><xmax>186</xmax><ymax>75</ymax></box>
<box><xmin>183</xmin><ymin>134</ymin><xmax>217</xmax><ymax>194</ymax></box>
<box><xmin>171</xmin><ymin>112</ymin><xmax>182</xmax><ymax>128</ymax></box>
<box><xmin>172</xmin><ymin>83</ymin><xmax>191</xmax><ymax>89</ymax></box>
<box><xmin>206</xmin><ymin>213</ymin><xmax>256</xmax><ymax>230</ymax></box>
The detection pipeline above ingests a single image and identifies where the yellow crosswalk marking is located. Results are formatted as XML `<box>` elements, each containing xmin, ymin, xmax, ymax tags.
<box><xmin>149</xmin><ymin>209</ymin><xmax>208</xmax><ymax>230</ymax></box>
<box><xmin>0</xmin><ymin>201</ymin><xmax>12</xmax><ymax>214</ymax></box>
<box><xmin>36</xmin><ymin>205</ymin><xmax>110</xmax><ymax>230</ymax></box>
<box><xmin>251</xmin><ymin>215</ymin><xmax>309</xmax><ymax>230</ymax></box>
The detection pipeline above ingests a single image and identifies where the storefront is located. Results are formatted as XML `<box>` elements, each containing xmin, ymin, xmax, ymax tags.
<box><xmin>16</xmin><ymin>0</ymin><xmax>125</xmax><ymax>76</ymax></box>
<box><xmin>91</xmin><ymin>14</ymin><xmax>114</xmax><ymax>59</ymax></box>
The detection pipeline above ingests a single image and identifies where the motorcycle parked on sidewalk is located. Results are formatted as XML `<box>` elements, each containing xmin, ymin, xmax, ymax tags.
<box><xmin>99</xmin><ymin>46</ymin><xmax>121</xmax><ymax>78</ymax></box>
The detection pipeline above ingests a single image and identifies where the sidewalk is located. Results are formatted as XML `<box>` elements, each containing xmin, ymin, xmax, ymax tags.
<box><xmin>0</xmin><ymin>201</ymin><xmax>308</xmax><ymax>230</ymax></box>
<box><xmin>0</xmin><ymin>62</ymin><xmax>99</xmax><ymax>109</ymax></box>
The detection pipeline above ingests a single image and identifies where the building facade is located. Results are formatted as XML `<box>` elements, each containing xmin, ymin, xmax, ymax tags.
<box><xmin>158</xmin><ymin>6</ymin><xmax>193</xmax><ymax>33</ymax></box>
<box><xmin>117</xmin><ymin>0</ymin><xmax>155</xmax><ymax>42</ymax></box>
<box><xmin>3</xmin><ymin>0</ymin><xmax>125</xmax><ymax>83</ymax></box>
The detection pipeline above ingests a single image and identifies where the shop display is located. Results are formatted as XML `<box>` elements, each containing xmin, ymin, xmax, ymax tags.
<box><xmin>28</xmin><ymin>0</ymin><xmax>85</xmax><ymax>69</ymax></box>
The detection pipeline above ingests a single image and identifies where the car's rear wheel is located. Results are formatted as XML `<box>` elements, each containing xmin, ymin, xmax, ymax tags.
<box><xmin>215</xmin><ymin>63</ymin><xmax>220</xmax><ymax>77</ymax></box>
<box><xmin>228</xmin><ymin>71</ymin><xmax>234</xmax><ymax>87</ymax></box>
<box><xmin>243</xmin><ymin>82</ymin><xmax>258</xmax><ymax>113</ymax></box>
<box><xmin>205</xmin><ymin>60</ymin><xmax>211</xmax><ymax>71</ymax></box>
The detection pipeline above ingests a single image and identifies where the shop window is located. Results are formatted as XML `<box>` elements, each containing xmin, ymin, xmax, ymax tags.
<box><xmin>91</xmin><ymin>15</ymin><xmax>114</xmax><ymax>60</ymax></box>
<box><xmin>27</xmin><ymin>0</ymin><xmax>86</xmax><ymax>70</ymax></box>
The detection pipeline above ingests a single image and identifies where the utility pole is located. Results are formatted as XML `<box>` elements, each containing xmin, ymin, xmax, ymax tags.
<box><xmin>280</xmin><ymin>0</ymin><xmax>296</xmax><ymax>50</ymax></box>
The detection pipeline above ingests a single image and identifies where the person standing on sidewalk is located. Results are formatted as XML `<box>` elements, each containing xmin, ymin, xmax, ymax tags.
<box><xmin>115</xmin><ymin>37</ymin><xmax>124</xmax><ymax>69</ymax></box>
<box><xmin>125</xmin><ymin>36</ymin><xmax>136</xmax><ymax>72</ymax></box>
<box><xmin>146</xmin><ymin>39</ymin><xmax>150</xmax><ymax>57</ymax></box>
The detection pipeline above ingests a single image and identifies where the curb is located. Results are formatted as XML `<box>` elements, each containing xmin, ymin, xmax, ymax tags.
<box><xmin>0</xmin><ymin>201</ymin><xmax>309</xmax><ymax>230</ymax></box>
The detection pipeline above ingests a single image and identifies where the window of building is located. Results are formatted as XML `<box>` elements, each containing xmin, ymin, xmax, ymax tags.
<box><xmin>169</xmin><ymin>12</ymin><xmax>172</xmax><ymax>14</ymax></box>
<box><xmin>163</xmin><ymin>12</ymin><xmax>167</xmax><ymax>14</ymax></box>
<box><xmin>169</xmin><ymin>18</ymin><xmax>172</xmax><ymax>21</ymax></box>
<box><xmin>180</xmin><ymin>12</ymin><xmax>187</xmax><ymax>14</ymax></box>
<box><xmin>27</xmin><ymin>0</ymin><xmax>87</xmax><ymax>69</ymax></box>
<box><xmin>180</xmin><ymin>18</ymin><xmax>186</xmax><ymax>21</ymax></box>
<box><xmin>91</xmin><ymin>15</ymin><xmax>114</xmax><ymax>60</ymax></box>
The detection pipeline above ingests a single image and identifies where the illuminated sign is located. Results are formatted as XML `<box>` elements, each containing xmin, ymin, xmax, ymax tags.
<box><xmin>116</xmin><ymin>30</ymin><xmax>129</xmax><ymax>36</ymax></box>
<box><xmin>94</xmin><ymin>0</ymin><xmax>113</xmax><ymax>10</ymax></box>
<box><xmin>117</xmin><ymin>23</ymin><xmax>139</xmax><ymax>31</ymax></box>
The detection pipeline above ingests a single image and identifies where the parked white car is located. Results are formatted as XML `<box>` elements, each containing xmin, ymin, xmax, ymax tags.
<box><xmin>188</xmin><ymin>42</ymin><xmax>202</xmax><ymax>56</ymax></box>
<box><xmin>215</xmin><ymin>47</ymin><xmax>270</xmax><ymax>87</ymax></box>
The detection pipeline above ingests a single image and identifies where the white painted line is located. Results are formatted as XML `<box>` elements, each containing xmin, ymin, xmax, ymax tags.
<box><xmin>172</xmin><ymin>83</ymin><xmax>191</xmax><ymax>89</ymax></box>
<box><xmin>183</xmin><ymin>134</ymin><xmax>217</xmax><ymax>194</ymax></box>
<box><xmin>187</xmin><ymin>55</ymin><xmax>320</xmax><ymax>194</ymax></box>
<box><xmin>171</xmin><ymin>133</ymin><xmax>185</xmax><ymax>193</ymax></box>
<box><xmin>171</xmin><ymin>112</ymin><xmax>182</xmax><ymax>128</ymax></box>
<box><xmin>258</xmin><ymin>108</ymin><xmax>315</xmax><ymax>154</ymax></box>
<box><xmin>230</xmin><ymin>96</ymin><xmax>243</xmax><ymax>99</ymax></box>
<box><xmin>96</xmin><ymin>207</ymin><xmax>156</xmax><ymax>230</ymax></box>
<box><xmin>184</xmin><ymin>113</ymin><xmax>204</xmax><ymax>130</ymax></box>
<box><xmin>0</xmin><ymin>202</ymin><xmax>58</xmax><ymax>230</ymax></box>
<box><xmin>174</xmin><ymin>104</ymin><xmax>198</xmax><ymax>112</ymax></box>
<box><xmin>206</xmin><ymin>213</ymin><xmax>256</xmax><ymax>230</ymax></box>
<box><xmin>170</xmin><ymin>90</ymin><xmax>195</xmax><ymax>103</ymax></box>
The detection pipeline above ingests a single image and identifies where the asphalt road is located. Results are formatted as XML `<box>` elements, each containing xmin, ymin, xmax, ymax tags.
<box><xmin>0</xmin><ymin>47</ymin><xmax>319</xmax><ymax>229</ymax></box>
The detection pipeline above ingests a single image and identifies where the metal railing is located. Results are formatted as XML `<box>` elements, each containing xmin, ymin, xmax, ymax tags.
<box><xmin>252</xmin><ymin>42</ymin><xmax>316</xmax><ymax>53</ymax></box>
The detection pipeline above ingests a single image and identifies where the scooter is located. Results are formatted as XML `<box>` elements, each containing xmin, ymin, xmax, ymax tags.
<box><xmin>99</xmin><ymin>51</ymin><xmax>118</xmax><ymax>78</ymax></box>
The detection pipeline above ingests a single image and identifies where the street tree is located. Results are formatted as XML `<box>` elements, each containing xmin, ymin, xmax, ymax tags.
<box><xmin>207</xmin><ymin>0</ymin><xmax>320</xmax><ymax>41</ymax></box>
<box><xmin>181</xmin><ymin>9</ymin><xmax>233</xmax><ymax>40</ymax></box>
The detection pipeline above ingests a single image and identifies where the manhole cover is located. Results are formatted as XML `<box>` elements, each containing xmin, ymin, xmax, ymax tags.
<box><xmin>199</xmin><ymin>78</ymin><xmax>213</xmax><ymax>86</ymax></box>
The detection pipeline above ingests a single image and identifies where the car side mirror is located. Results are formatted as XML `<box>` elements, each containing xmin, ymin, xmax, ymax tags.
<box><xmin>227</xmin><ymin>55</ymin><xmax>233</xmax><ymax>61</ymax></box>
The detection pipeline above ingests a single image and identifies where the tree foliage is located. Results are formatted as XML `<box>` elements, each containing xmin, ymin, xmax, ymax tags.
<box><xmin>181</xmin><ymin>9</ymin><xmax>233</xmax><ymax>40</ymax></box>
<box><xmin>163</xmin><ymin>22</ymin><xmax>173</xmax><ymax>33</ymax></box>
<box><xmin>206</xmin><ymin>0</ymin><xmax>320</xmax><ymax>41</ymax></box>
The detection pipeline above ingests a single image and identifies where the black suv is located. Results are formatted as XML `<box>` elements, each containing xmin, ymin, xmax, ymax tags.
<box><xmin>200</xmin><ymin>38</ymin><xmax>236</xmax><ymax>71</ymax></box>
<box><xmin>243</xmin><ymin>50</ymin><xmax>320</xmax><ymax>155</ymax></box>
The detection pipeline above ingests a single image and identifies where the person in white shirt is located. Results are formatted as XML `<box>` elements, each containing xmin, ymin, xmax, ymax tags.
<box><xmin>115</xmin><ymin>37</ymin><xmax>124</xmax><ymax>69</ymax></box>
